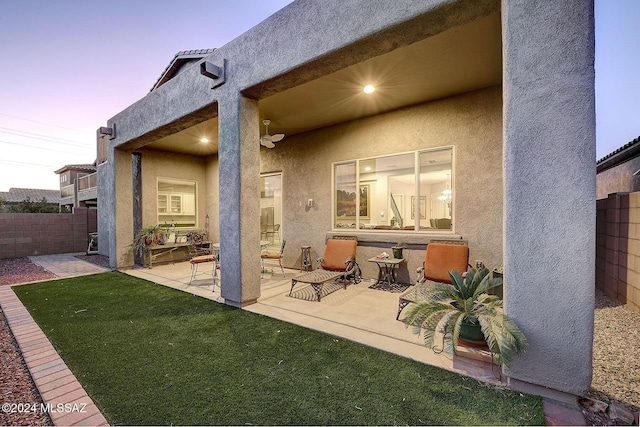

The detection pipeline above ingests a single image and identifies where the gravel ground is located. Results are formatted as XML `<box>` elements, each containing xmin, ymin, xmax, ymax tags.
<box><xmin>587</xmin><ymin>289</ymin><xmax>640</xmax><ymax>413</ymax></box>
<box><xmin>0</xmin><ymin>257</ymin><xmax>55</xmax><ymax>285</ymax></box>
<box><xmin>0</xmin><ymin>308</ymin><xmax>53</xmax><ymax>426</ymax></box>
<box><xmin>74</xmin><ymin>254</ymin><xmax>112</xmax><ymax>269</ymax></box>
<box><xmin>1</xmin><ymin>257</ymin><xmax>638</xmax><ymax>425</ymax></box>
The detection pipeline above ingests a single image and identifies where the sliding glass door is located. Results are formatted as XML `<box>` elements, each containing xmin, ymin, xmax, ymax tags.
<box><xmin>260</xmin><ymin>173</ymin><xmax>282</xmax><ymax>250</ymax></box>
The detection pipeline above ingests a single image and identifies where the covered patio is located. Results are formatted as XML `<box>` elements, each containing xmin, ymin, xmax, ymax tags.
<box><xmin>123</xmin><ymin>257</ymin><xmax>500</xmax><ymax>386</ymax></box>
<box><xmin>99</xmin><ymin>0</ymin><xmax>595</xmax><ymax>400</ymax></box>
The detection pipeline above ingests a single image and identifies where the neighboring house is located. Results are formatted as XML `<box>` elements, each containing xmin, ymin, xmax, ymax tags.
<box><xmin>596</xmin><ymin>135</ymin><xmax>640</xmax><ymax>199</ymax></box>
<box><xmin>54</xmin><ymin>163</ymin><xmax>98</xmax><ymax>211</ymax></box>
<box><xmin>97</xmin><ymin>1</ymin><xmax>596</xmax><ymax>399</ymax></box>
<box><xmin>0</xmin><ymin>188</ymin><xmax>61</xmax><ymax>212</ymax></box>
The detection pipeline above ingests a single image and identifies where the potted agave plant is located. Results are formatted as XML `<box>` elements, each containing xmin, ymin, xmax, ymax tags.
<box><xmin>405</xmin><ymin>267</ymin><xmax>528</xmax><ymax>368</ymax></box>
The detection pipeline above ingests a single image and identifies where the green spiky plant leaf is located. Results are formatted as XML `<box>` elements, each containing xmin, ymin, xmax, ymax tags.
<box><xmin>405</xmin><ymin>267</ymin><xmax>528</xmax><ymax>368</ymax></box>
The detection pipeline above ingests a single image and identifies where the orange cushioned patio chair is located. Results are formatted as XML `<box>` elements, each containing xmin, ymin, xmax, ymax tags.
<box><xmin>289</xmin><ymin>238</ymin><xmax>361</xmax><ymax>301</ymax></box>
<box><xmin>396</xmin><ymin>241</ymin><xmax>470</xmax><ymax>320</ymax></box>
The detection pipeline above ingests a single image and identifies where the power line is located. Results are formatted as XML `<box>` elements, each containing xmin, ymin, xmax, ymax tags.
<box><xmin>0</xmin><ymin>112</ymin><xmax>85</xmax><ymax>133</ymax></box>
<box><xmin>0</xmin><ymin>139</ymin><xmax>84</xmax><ymax>155</ymax></box>
<box><xmin>0</xmin><ymin>127</ymin><xmax>91</xmax><ymax>148</ymax></box>
<box><xmin>0</xmin><ymin>159</ymin><xmax>60</xmax><ymax>169</ymax></box>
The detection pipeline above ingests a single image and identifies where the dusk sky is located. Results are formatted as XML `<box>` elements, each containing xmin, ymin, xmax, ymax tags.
<box><xmin>0</xmin><ymin>0</ymin><xmax>638</xmax><ymax>192</ymax></box>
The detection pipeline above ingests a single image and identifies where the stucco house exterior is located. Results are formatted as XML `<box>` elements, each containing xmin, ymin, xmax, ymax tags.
<box><xmin>596</xmin><ymin>136</ymin><xmax>640</xmax><ymax>199</ymax></box>
<box><xmin>55</xmin><ymin>163</ymin><xmax>98</xmax><ymax>210</ymax></box>
<box><xmin>98</xmin><ymin>0</ymin><xmax>595</xmax><ymax>399</ymax></box>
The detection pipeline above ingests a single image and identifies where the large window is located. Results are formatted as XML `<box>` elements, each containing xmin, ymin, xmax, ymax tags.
<box><xmin>333</xmin><ymin>147</ymin><xmax>453</xmax><ymax>231</ymax></box>
<box><xmin>157</xmin><ymin>178</ymin><xmax>196</xmax><ymax>227</ymax></box>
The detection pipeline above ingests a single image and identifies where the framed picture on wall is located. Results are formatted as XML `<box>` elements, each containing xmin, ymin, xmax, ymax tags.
<box><xmin>359</xmin><ymin>184</ymin><xmax>370</xmax><ymax>219</ymax></box>
<box><xmin>335</xmin><ymin>184</ymin><xmax>370</xmax><ymax>219</ymax></box>
<box><xmin>411</xmin><ymin>196</ymin><xmax>426</xmax><ymax>219</ymax></box>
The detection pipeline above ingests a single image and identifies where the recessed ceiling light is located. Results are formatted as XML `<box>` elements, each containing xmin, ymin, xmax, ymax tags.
<box><xmin>364</xmin><ymin>166</ymin><xmax>371</xmax><ymax>171</ymax></box>
<box><xmin>363</xmin><ymin>85</ymin><xmax>375</xmax><ymax>94</ymax></box>
<box><xmin>200</xmin><ymin>138</ymin><xmax>209</xmax><ymax>143</ymax></box>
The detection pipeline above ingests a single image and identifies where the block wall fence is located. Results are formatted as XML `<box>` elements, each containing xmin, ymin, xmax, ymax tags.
<box><xmin>0</xmin><ymin>207</ymin><xmax>97</xmax><ymax>259</ymax></box>
<box><xmin>596</xmin><ymin>192</ymin><xmax>640</xmax><ymax>313</ymax></box>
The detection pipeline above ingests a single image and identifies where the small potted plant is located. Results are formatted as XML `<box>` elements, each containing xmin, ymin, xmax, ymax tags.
<box><xmin>185</xmin><ymin>230</ymin><xmax>207</xmax><ymax>245</ymax></box>
<box><xmin>391</xmin><ymin>241</ymin><xmax>407</xmax><ymax>259</ymax></box>
<box><xmin>405</xmin><ymin>267</ymin><xmax>527</xmax><ymax>368</ymax></box>
<box><xmin>132</xmin><ymin>225</ymin><xmax>160</xmax><ymax>257</ymax></box>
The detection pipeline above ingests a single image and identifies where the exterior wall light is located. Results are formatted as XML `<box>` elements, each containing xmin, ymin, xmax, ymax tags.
<box><xmin>98</xmin><ymin>125</ymin><xmax>116</xmax><ymax>140</ymax></box>
<box><xmin>200</xmin><ymin>59</ymin><xmax>227</xmax><ymax>89</ymax></box>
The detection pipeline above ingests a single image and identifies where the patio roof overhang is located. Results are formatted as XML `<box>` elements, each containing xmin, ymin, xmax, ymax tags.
<box><xmin>126</xmin><ymin>10</ymin><xmax>501</xmax><ymax>157</ymax></box>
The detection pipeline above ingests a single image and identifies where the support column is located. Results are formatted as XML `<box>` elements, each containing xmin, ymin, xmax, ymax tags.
<box><xmin>109</xmin><ymin>148</ymin><xmax>134</xmax><ymax>269</ymax></box>
<box><xmin>132</xmin><ymin>152</ymin><xmax>143</xmax><ymax>266</ymax></box>
<box><xmin>217</xmin><ymin>94</ymin><xmax>261</xmax><ymax>307</ymax></box>
<box><xmin>502</xmin><ymin>0</ymin><xmax>595</xmax><ymax>395</ymax></box>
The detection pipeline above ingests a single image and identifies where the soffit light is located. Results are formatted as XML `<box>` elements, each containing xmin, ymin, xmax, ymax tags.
<box><xmin>363</xmin><ymin>85</ymin><xmax>375</xmax><ymax>94</ymax></box>
<box><xmin>200</xmin><ymin>138</ymin><xmax>209</xmax><ymax>143</ymax></box>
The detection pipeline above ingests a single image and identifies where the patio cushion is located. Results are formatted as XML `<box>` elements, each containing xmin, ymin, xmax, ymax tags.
<box><xmin>423</xmin><ymin>243</ymin><xmax>469</xmax><ymax>283</ymax></box>
<box><xmin>321</xmin><ymin>239</ymin><xmax>357</xmax><ymax>271</ymax></box>
<box><xmin>190</xmin><ymin>254</ymin><xmax>215</xmax><ymax>264</ymax></box>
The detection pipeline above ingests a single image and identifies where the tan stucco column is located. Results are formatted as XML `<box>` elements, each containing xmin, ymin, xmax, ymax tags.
<box><xmin>217</xmin><ymin>94</ymin><xmax>261</xmax><ymax>307</ymax></box>
<box><xmin>502</xmin><ymin>0</ymin><xmax>595</xmax><ymax>397</ymax></box>
<box><xmin>109</xmin><ymin>147</ymin><xmax>134</xmax><ymax>269</ymax></box>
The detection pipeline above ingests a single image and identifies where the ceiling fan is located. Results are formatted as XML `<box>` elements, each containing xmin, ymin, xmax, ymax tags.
<box><xmin>260</xmin><ymin>119</ymin><xmax>285</xmax><ymax>148</ymax></box>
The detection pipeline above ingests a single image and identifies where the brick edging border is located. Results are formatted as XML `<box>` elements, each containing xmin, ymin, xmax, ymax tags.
<box><xmin>0</xmin><ymin>286</ymin><xmax>109</xmax><ymax>426</ymax></box>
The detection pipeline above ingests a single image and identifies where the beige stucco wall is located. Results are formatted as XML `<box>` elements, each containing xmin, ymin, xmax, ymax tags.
<box><xmin>137</xmin><ymin>149</ymin><xmax>208</xmax><ymax>230</ymax></box>
<box><xmin>114</xmin><ymin>149</ymin><xmax>134</xmax><ymax>267</ymax></box>
<box><xmin>596</xmin><ymin>158</ymin><xmax>640</xmax><ymax>200</ymax></box>
<box><xmin>260</xmin><ymin>86</ymin><xmax>503</xmax><ymax>281</ymax></box>
<box><xmin>110</xmin><ymin>148</ymin><xmax>221</xmax><ymax>268</ymax></box>
<box><xmin>114</xmin><ymin>86</ymin><xmax>502</xmax><ymax>278</ymax></box>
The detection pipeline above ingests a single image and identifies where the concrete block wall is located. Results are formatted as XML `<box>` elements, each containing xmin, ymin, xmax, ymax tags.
<box><xmin>596</xmin><ymin>192</ymin><xmax>640</xmax><ymax>312</ymax></box>
<box><xmin>0</xmin><ymin>207</ymin><xmax>97</xmax><ymax>259</ymax></box>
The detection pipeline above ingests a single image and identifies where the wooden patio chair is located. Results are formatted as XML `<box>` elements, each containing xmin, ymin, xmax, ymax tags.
<box><xmin>289</xmin><ymin>238</ymin><xmax>361</xmax><ymax>301</ymax></box>
<box><xmin>396</xmin><ymin>240</ymin><xmax>469</xmax><ymax>320</ymax></box>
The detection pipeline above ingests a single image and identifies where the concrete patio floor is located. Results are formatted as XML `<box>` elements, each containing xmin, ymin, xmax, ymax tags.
<box><xmin>0</xmin><ymin>253</ymin><xmax>587</xmax><ymax>425</ymax></box>
<box><xmin>123</xmin><ymin>258</ymin><xmax>588</xmax><ymax>425</ymax></box>
<box><xmin>124</xmin><ymin>259</ymin><xmax>502</xmax><ymax>386</ymax></box>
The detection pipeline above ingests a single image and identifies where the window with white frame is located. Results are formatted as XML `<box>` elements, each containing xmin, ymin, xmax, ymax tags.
<box><xmin>157</xmin><ymin>178</ymin><xmax>196</xmax><ymax>227</ymax></box>
<box><xmin>333</xmin><ymin>147</ymin><xmax>453</xmax><ymax>231</ymax></box>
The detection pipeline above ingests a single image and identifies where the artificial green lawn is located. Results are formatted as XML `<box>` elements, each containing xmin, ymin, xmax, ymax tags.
<box><xmin>14</xmin><ymin>272</ymin><xmax>544</xmax><ymax>425</ymax></box>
